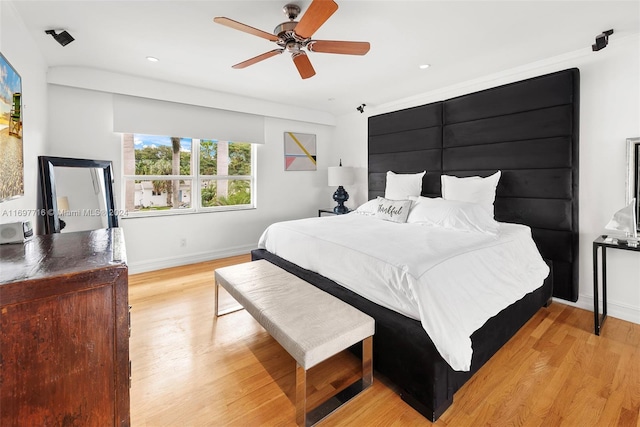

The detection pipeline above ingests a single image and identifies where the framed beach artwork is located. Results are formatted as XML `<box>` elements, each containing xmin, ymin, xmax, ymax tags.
<box><xmin>284</xmin><ymin>132</ymin><xmax>316</xmax><ymax>171</ymax></box>
<box><xmin>0</xmin><ymin>52</ymin><xmax>23</xmax><ymax>201</ymax></box>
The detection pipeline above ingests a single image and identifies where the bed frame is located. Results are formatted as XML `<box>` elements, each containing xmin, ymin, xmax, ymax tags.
<box><xmin>252</xmin><ymin>68</ymin><xmax>579</xmax><ymax>420</ymax></box>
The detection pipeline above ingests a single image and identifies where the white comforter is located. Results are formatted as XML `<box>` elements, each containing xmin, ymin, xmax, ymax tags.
<box><xmin>258</xmin><ymin>214</ymin><xmax>549</xmax><ymax>371</ymax></box>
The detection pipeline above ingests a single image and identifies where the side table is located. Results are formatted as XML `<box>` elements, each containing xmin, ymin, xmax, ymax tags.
<box><xmin>318</xmin><ymin>208</ymin><xmax>350</xmax><ymax>217</ymax></box>
<box><xmin>592</xmin><ymin>235</ymin><xmax>640</xmax><ymax>335</ymax></box>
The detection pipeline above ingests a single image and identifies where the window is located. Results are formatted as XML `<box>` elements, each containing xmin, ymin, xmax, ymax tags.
<box><xmin>122</xmin><ymin>133</ymin><xmax>254</xmax><ymax>215</ymax></box>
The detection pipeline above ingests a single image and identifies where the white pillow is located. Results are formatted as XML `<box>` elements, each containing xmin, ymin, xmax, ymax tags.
<box><xmin>385</xmin><ymin>171</ymin><xmax>426</xmax><ymax>200</ymax></box>
<box><xmin>353</xmin><ymin>199</ymin><xmax>379</xmax><ymax>216</ymax></box>
<box><xmin>441</xmin><ymin>171</ymin><xmax>501</xmax><ymax>216</ymax></box>
<box><xmin>407</xmin><ymin>197</ymin><xmax>499</xmax><ymax>235</ymax></box>
<box><xmin>374</xmin><ymin>197</ymin><xmax>412</xmax><ymax>223</ymax></box>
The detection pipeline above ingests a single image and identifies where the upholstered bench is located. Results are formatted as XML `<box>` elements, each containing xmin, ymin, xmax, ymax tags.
<box><xmin>214</xmin><ymin>260</ymin><xmax>375</xmax><ymax>427</ymax></box>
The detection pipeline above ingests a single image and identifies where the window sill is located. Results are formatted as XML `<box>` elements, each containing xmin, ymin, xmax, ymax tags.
<box><xmin>120</xmin><ymin>205</ymin><xmax>256</xmax><ymax>219</ymax></box>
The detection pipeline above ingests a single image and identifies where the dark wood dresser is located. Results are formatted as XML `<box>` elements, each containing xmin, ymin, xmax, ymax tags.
<box><xmin>0</xmin><ymin>228</ymin><xmax>130</xmax><ymax>426</ymax></box>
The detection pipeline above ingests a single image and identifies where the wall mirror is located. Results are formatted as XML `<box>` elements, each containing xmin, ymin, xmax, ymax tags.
<box><xmin>627</xmin><ymin>137</ymin><xmax>640</xmax><ymax>231</ymax></box>
<box><xmin>37</xmin><ymin>156</ymin><xmax>118</xmax><ymax>234</ymax></box>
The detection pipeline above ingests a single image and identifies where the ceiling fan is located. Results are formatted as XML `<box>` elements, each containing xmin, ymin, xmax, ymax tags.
<box><xmin>214</xmin><ymin>0</ymin><xmax>370</xmax><ymax>79</ymax></box>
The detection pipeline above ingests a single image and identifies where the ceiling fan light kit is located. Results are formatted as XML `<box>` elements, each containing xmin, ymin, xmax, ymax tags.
<box><xmin>214</xmin><ymin>0</ymin><xmax>370</xmax><ymax>79</ymax></box>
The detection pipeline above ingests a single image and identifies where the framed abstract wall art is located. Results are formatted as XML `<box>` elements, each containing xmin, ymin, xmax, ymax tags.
<box><xmin>0</xmin><ymin>52</ymin><xmax>23</xmax><ymax>201</ymax></box>
<box><xmin>284</xmin><ymin>132</ymin><xmax>316</xmax><ymax>171</ymax></box>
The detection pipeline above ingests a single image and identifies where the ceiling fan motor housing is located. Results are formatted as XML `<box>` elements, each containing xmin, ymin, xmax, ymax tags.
<box><xmin>274</xmin><ymin>20</ymin><xmax>309</xmax><ymax>50</ymax></box>
<box><xmin>274</xmin><ymin>21</ymin><xmax>298</xmax><ymax>38</ymax></box>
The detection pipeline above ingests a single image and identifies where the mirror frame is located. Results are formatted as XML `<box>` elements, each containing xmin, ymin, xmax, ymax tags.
<box><xmin>37</xmin><ymin>156</ymin><xmax>119</xmax><ymax>234</ymax></box>
<box><xmin>627</xmin><ymin>137</ymin><xmax>640</xmax><ymax>232</ymax></box>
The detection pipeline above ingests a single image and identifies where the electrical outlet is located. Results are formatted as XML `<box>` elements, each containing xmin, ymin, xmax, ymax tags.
<box><xmin>180</xmin><ymin>238</ymin><xmax>187</xmax><ymax>248</ymax></box>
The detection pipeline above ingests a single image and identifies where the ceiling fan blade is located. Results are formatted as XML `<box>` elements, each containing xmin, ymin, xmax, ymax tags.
<box><xmin>294</xmin><ymin>0</ymin><xmax>338</xmax><ymax>39</ymax></box>
<box><xmin>292</xmin><ymin>52</ymin><xmax>316</xmax><ymax>79</ymax></box>
<box><xmin>232</xmin><ymin>49</ymin><xmax>284</xmax><ymax>69</ymax></box>
<box><xmin>214</xmin><ymin>17</ymin><xmax>278</xmax><ymax>42</ymax></box>
<box><xmin>307</xmin><ymin>40</ymin><xmax>370</xmax><ymax>55</ymax></box>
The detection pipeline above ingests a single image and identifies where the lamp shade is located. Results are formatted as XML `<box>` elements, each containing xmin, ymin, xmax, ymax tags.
<box><xmin>328</xmin><ymin>166</ymin><xmax>354</xmax><ymax>186</ymax></box>
<box><xmin>605</xmin><ymin>198</ymin><xmax>638</xmax><ymax>238</ymax></box>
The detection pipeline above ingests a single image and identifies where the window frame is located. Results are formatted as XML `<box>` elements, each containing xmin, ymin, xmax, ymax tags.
<box><xmin>121</xmin><ymin>135</ymin><xmax>256</xmax><ymax>218</ymax></box>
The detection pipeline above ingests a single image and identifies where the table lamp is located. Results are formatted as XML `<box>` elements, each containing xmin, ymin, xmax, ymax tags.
<box><xmin>605</xmin><ymin>198</ymin><xmax>638</xmax><ymax>247</ymax></box>
<box><xmin>328</xmin><ymin>162</ymin><xmax>354</xmax><ymax>214</ymax></box>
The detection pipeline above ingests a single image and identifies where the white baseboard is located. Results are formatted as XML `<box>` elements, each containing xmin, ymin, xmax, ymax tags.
<box><xmin>553</xmin><ymin>295</ymin><xmax>640</xmax><ymax>325</ymax></box>
<box><xmin>127</xmin><ymin>244</ymin><xmax>256</xmax><ymax>275</ymax></box>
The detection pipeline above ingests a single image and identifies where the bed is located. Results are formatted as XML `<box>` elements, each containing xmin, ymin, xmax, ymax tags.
<box><xmin>252</xmin><ymin>68</ymin><xmax>579</xmax><ymax>420</ymax></box>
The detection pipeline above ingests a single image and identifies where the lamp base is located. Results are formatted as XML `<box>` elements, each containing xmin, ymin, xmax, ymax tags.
<box><xmin>333</xmin><ymin>205</ymin><xmax>350</xmax><ymax>214</ymax></box>
<box><xmin>332</xmin><ymin>186</ymin><xmax>350</xmax><ymax>214</ymax></box>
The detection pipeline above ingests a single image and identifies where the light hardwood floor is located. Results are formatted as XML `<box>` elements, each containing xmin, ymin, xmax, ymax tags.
<box><xmin>129</xmin><ymin>255</ymin><xmax>640</xmax><ymax>426</ymax></box>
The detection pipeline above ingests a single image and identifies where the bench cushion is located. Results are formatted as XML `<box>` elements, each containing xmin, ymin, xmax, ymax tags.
<box><xmin>215</xmin><ymin>260</ymin><xmax>375</xmax><ymax>369</ymax></box>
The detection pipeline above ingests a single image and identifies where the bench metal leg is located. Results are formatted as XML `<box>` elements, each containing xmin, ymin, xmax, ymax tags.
<box><xmin>296</xmin><ymin>364</ymin><xmax>307</xmax><ymax>426</ymax></box>
<box><xmin>299</xmin><ymin>336</ymin><xmax>374</xmax><ymax>427</ymax></box>
<box><xmin>214</xmin><ymin>280</ymin><xmax>244</xmax><ymax>318</ymax></box>
<box><xmin>214</xmin><ymin>279</ymin><xmax>219</xmax><ymax>317</ymax></box>
<box><xmin>362</xmin><ymin>336</ymin><xmax>373</xmax><ymax>388</ymax></box>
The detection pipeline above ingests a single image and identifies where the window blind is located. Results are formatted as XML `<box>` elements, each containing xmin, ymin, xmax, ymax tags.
<box><xmin>112</xmin><ymin>94</ymin><xmax>265</xmax><ymax>143</ymax></box>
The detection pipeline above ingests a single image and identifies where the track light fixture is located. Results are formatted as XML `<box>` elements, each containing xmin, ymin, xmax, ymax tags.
<box><xmin>592</xmin><ymin>29</ymin><xmax>613</xmax><ymax>52</ymax></box>
<box><xmin>45</xmin><ymin>29</ymin><xmax>75</xmax><ymax>47</ymax></box>
<box><xmin>356</xmin><ymin>104</ymin><xmax>366</xmax><ymax>114</ymax></box>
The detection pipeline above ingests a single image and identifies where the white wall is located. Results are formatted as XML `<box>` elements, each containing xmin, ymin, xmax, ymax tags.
<box><xmin>333</xmin><ymin>35</ymin><xmax>640</xmax><ymax>325</ymax></box>
<box><xmin>46</xmin><ymin>83</ymin><xmax>334</xmax><ymax>273</ymax></box>
<box><xmin>0</xmin><ymin>3</ymin><xmax>48</xmax><ymax>226</ymax></box>
<box><xmin>327</xmin><ymin>113</ymin><xmax>370</xmax><ymax>211</ymax></box>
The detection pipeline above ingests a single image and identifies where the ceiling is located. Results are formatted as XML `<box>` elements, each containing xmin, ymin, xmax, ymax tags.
<box><xmin>12</xmin><ymin>1</ymin><xmax>640</xmax><ymax>116</ymax></box>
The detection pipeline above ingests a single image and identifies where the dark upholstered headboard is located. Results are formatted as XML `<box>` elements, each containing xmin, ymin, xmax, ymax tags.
<box><xmin>368</xmin><ymin>69</ymin><xmax>579</xmax><ymax>302</ymax></box>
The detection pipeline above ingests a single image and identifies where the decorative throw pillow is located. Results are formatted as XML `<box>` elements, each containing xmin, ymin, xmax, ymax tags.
<box><xmin>407</xmin><ymin>197</ymin><xmax>499</xmax><ymax>235</ymax></box>
<box><xmin>441</xmin><ymin>171</ymin><xmax>501</xmax><ymax>217</ymax></box>
<box><xmin>353</xmin><ymin>199</ymin><xmax>379</xmax><ymax>216</ymax></box>
<box><xmin>374</xmin><ymin>197</ymin><xmax>412</xmax><ymax>223</ymax></box>
<box><xmin>384</xmin><ymin>171</ymin><xmax>426</xmax><ymax>200</ymax></box>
